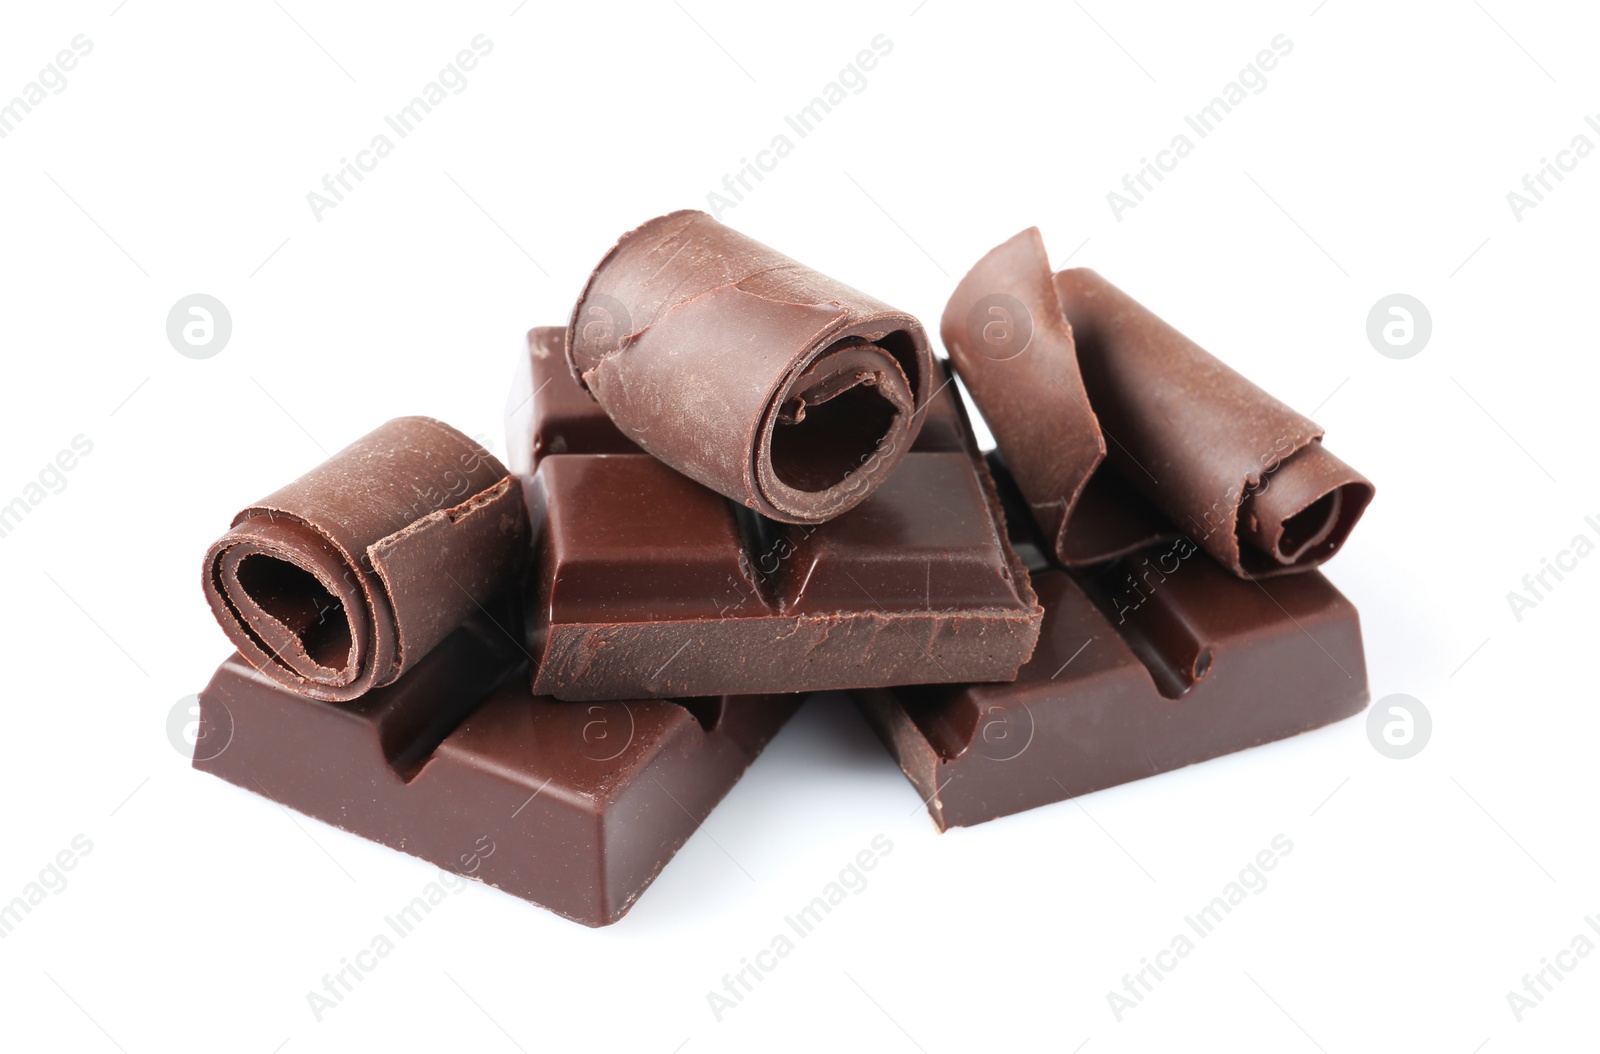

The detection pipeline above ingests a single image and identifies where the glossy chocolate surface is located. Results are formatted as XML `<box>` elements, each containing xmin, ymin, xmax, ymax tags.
<box><xmin>194</xmin><ymin>605</ymin><xmax>801</xmax><ymax>926</ymax></box>
<box><xmin>510</xmin><ymin>327</ymin><xmax>1041</xmax><ymax>702</ymax></box>
<box><xmin>854</xmin><ymin>461</ymin><xmax>1369</xmax><ymax>830</ymax></box>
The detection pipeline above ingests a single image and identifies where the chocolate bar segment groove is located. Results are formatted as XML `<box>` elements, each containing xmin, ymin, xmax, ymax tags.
<box><xmin>515</xmin><ymin>327</ymin><xmax>1042</xmax><ymax>702</ymax></box>
<box><xmin>194</xmin><ymin>606</ymin><xmax>801</xmax><ymax>926</ymax></box>
<box><xmin>941</xmin><ymin>229</ymin><xmax>1374</xmax><ymax>578</ymax></box>
<box><xmin>202</xmin><ymin>417</ymin><xmax>528</xmax><ymax>701</ymax></box>
<box><xmin>567</xmin><ymin>210</ymin><xmax>935</xmax><ymax>524</ymax></box>
<box><xmin>856</xmin><ymin>561</ymin><xmax>1369</xmax><ymax>830</ymax></box>
<box><xmin>855</xmin><ymin>461</ymin><xmax>1370</xmax><ymax>830</ymax></box>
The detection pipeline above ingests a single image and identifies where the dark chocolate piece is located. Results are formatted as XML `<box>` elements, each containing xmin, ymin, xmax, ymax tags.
<box><xmin>854</xmin><ymin>460</ymin><xmax>1369</xmax><ymax>830</ymax></box>
<box><xmin>941</xmin><ymin>229</ymin><xmax>1374</xmax><ymax>578</ymax></box>
<box><xmin>193</xmin><ymin>605</ymin><xmax>801</xmax><ymax>927</ymax></box>
<box><xmin>511</xmin><ymin>327</ymin><xmax>1041</xmax><ymax>702</ymax></box>
<box><xmin>202</xmin><ymin>418</ymin><xmax>528</xmax><ymax>701</ymax></box>
<box><xmin>566</xmin><ymin>210</ymin><xmax>936</xmax><ymax>524</ymax></box>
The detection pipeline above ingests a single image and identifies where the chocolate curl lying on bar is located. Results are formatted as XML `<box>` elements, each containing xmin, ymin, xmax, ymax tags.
<box><xmin>202</xmin><ymin>417</ymin><xmax>528</xmax><ymax>701</ymax></box>
<box><xmin>566</xmin><ymin>209</ymin><xmax>935</xmax><ymax>524</ymax></box>
<box><xmin>942</xmin><ymin>229</ymin><xmax>1374</xmax><ymax>578</ymax></box>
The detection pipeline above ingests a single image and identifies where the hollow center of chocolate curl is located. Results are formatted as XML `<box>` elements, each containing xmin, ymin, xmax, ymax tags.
<box><xmin>1275</xmin><ymin>488</ymin><xmax>1342</xmax><ymax>561</ymax></box>
<box><xmin>234</xmin><ymin>553</ymin><xmax>353</xmax><ymax>672</ymax></box>
<box><xmin>772</xmin><ymin>378</ymin><xmax>900</xmax><ymax>492</ymax></box>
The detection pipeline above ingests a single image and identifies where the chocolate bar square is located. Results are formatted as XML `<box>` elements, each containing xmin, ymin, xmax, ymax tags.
<box><xmin>511</xmin><ymin>327</ymin><xmax>1043</xmax><ymax>702</ymax></box>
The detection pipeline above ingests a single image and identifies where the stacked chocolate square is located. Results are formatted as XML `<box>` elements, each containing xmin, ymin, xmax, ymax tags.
<box><xmin>193</xmin><ymin>211</ymin><xmax>1374</xmax><ymax>926</ymax></box>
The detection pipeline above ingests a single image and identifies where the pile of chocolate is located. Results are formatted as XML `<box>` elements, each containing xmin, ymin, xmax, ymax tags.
<box><xmin>194</xmin><ymin>212</ymin><xmax>1375</xmax><ymax>927</ymax></box>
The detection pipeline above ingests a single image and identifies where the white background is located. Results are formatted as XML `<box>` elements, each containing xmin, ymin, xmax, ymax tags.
<box><xmin>1</xmin><ymin>1</ymin><xmax>1596</xmax><ymax>1051</ymax></box>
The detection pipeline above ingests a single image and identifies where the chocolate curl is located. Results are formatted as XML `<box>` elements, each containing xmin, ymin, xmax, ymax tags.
<box><xmin>566</xmin><ymin>210</ymin><xmax>934</xmax><ymax>525</ymax></box>
<box><xmin>942</xmin><ymin>229</ymin><xmax>1374</xmax><ymax>578</ymax></box>
<box><xmin>936</xmin><ymin>229</ymin><xmax>1111</xmax><ymax>560</ymax></box>
<box><xmin>202</xmin><ymin>417</ymin><xmax>528</xmax><ymax>701</ymax></box>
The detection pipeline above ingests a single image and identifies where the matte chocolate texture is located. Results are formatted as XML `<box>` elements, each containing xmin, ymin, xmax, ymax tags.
<box><xmin>511</xmin><ymin>327</ymin><xmax>1041</xmax><ymax>702</ymax></box>
<box><xmin>202</xmin><ymin>417</ymin><xmax>527</xmax><ymax>701</ymax></box>
<box><xmin>194</xmin><ymin>605</ymin><xmax>801</xmax><ymax>927</ymax></box>
<box><xmin>854</xmin><ymin>459</ymin><xmax>1369</xmax><ymax>830</ymax></box>
<box><xmin>941</xmin><ymin>229</ymin><xmax>1374</xmax><ymax>578</ymax></box>
<box><xmin>566</xmin><ymin>210</ymin><xmax>937</xmax><ymax>524</ymax></box>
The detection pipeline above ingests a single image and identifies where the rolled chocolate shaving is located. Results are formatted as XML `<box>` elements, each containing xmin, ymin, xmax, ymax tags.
<box><xmin>566</xmin><ymin>209</ymin><xmax>935</xmax><ymax>524</ymax></box>
<box><xmin>937</xmin><ymin>229</ymin><xmax>1108</xmax><ymax>560</ymax></box>
<box><xmin>202</xmin><ymin>417</ymin><xmax>529</xmax><ymax>700</ymax></box>
<box><xmin>1237</xmin><ymin>442</ymin><xmax>1365</xmax><ymax>566</ymax></box>
<box><xmin>942</xmin><ymin>229</ymin><xmax>1373</xmax><ymax>578</ymax></box>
